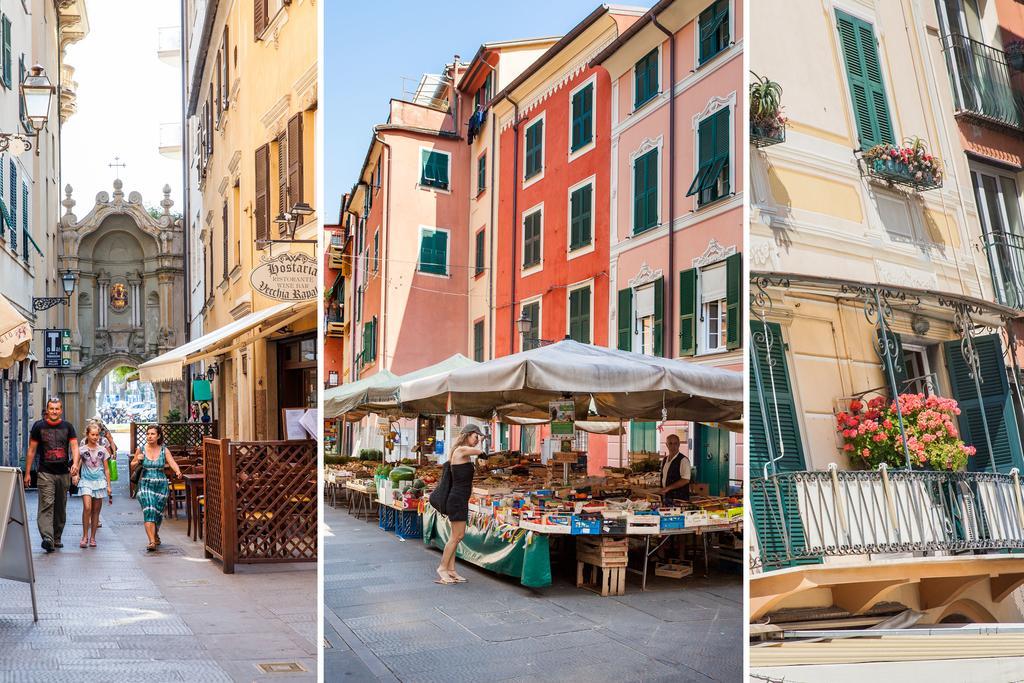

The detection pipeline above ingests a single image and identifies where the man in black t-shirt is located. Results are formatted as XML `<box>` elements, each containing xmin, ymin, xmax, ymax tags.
<box><xmin>24</xmin><ymin>397</ymin><xmax>80</xmax><ymax>552</ymax></box>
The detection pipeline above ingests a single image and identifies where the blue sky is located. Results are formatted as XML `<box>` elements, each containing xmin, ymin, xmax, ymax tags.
<box><xmin>323</xmin><ymin>1</ymin><xmax>655</xmax><ymax>221</ymax></box>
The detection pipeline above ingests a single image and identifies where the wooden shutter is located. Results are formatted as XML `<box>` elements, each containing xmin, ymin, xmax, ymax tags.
<box><xmin>633</xmin><ymin>155</ymin><xmax>646</xmax><ymax>230</ymax></box>
<box><xmin>215</xmin><ymin>52</ymin><xmax>223</xmax><ymax>122</ymax></box>
<box><xmin>1</xmin><ymin>17</ymin><xmax>9</xmax><ymax>87</ymax></box>
<box><xmin>287</xmin><ymin>112</ymin><xmax>304</xmax><ymax>218</ymax></box>
<box><xmin>653</xmin><ymin>276</ymin><xmax>664</xmax><ymax>357</ymax></box>
<box><xmin>944</xmin><ymin>334</ymin><xmax>1024</xmax><ymax>472</ymax></box>
<box><xmin>725</xmin><ymin>253</ymin><xmax>741</xmax><ymax>350</ymax></box>
<box><xmin>748</xmin><ymin>320</ymin><xmax>817</xmax><ymax>568</ymax></box>
<box><xmin>835</xmin><ymin>10</ymin><xmax>893</xmax><ymax>149</ymax></box>
<box><xmin>475</xmin><ymin>230</ymin><xmax>485</xmax><ymax>275</ymax></box>
<box><xmin>617</xmin><ymin>288</ymin><xmax>632</xmax><ymax>351</ymax></box>
<box><xmin>254</xmin><ymin>144</ymin><xmax>269</xmax><ymax>248</ymax></box>
<box><xmin>877</xmin><ymin>328</ymin><xmax>908</xmax><ymax>399</ymax></box>
<box><xmin>222</xmin><ymin>27</ymin><xmax>230</xmax><ymax>110</ymax></box>
<box><xmin>276</xmin><ymin>135</ymin><xmax>287</xmax><ymax>228</ymax></box>
<box><xmin>222</xmin><ymin>201</ymin><xmax>229</xmax><ymax>279</ymax></box>
<box><xmin>678</xmin><ymin>268</ymin><xmax>696</xmax><ymax>356</ymax></box>
<box><xmin>254</xmin><ymin>0</ymin><xmax>268</xmax><ymax>39</ymax></box>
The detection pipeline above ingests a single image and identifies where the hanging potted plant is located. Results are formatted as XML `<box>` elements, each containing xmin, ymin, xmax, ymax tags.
<box><xmin>835</xmin><ymin>394</ymin><xmax>975</xmax><ymax>471</ymax></box>
<box><xmin>1006</xmin><ymin>40</ymin><xmax>1024</xmax><ymax>72</ymax></box>
<box><xmin>861</xmin><ymin>137</ymin><xmax>943</xmax><ymax>191</ymax></box>
<box><xmin>749</xmin><ymin>72</ymin><xmax>786</xmax><ymax>147</ymax></box>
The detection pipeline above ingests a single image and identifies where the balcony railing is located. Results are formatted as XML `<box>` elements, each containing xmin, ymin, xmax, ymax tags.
<box><xmin>981</xmin><ymin>231</ymin><xmax>1024</xmax><ymax>310</ymax></box>
<box><xmin>940</xmin><ymin>33</ymin><xmax>1024</xmax><ymax>131</ymax></box>
<box><xmin>751</xmin><ymin>466</ymin><xmax>1024</xmax><ymax>572</ymax></box>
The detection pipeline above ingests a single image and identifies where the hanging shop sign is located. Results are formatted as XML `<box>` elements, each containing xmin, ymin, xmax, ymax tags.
<box><xmin>250</xmin><ymin>252</ymin><xmax>318</xmax><ymax>301</ymax></box>
<box><xmin>549</xmin><ymin>399</ymin><xmax>575</xmax><ymax>436</ymax></box>
<box><xmin>43</xmin><ymin>329</ymin><xmax>71</xmax><ymax>368</ymax></box>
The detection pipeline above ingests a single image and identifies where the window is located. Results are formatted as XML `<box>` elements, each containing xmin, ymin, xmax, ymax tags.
<box><xmin>569</xmin><ymin>182</ymin><xmax>593</xmax><ymax>250</ymax></box>
<box><xmin>571</xmin><ymin>82</ymin><xmax>594</xmax><ymax>151</ymax></box>
<box><xmin>687</xmin><ymin>108</ymin><xmax>730</xmax><ymax>206</ymax></box>
<box><xmin>835</xmin><ymin>10</ymin><xmax>894</xmax><ymax>149</ymax></box>
<box><xmin>520</xmin><ymin>300</ymin><xmax>540</xmax><ymax>350</ymax></box>
<box><xmin>418</xmin><ymin>227</ymin><xmax>448</xmax><ymax>275</ymax></box>
<box><xmin>474</xmin><ymin>229</ymin><xmax>485</xmax><ymax>276</ymax></box>
<box><xmin>700</xmin><ymin>263</ymin><xmax>727</xmax><ymax>352</ymax></box>
<box><xmin>373</xmin><ymin>230</ymin><xmax>379</xmax><ymax>272</ymax></box>
<box><xmin>620</xmin><ymin>278</ymin><xmax>664</xmax><ymax>356</ymax></box>
<box><xmin>630</xmin><ymin>421</ymin><xmax>657</xmax><ymax>453</ymax></box>
<box><xmin>361</xmin><ymin>316</ymin><xmax>377</xmax><ymax>364</ymax></box>
<box><xmin>522</xmin><ymin>208</ymin><xmax>542</xmax><ymax>268</ymax></box>
<box><xmin>221</xmin><ymin>27</ymin><xmax>230</xmax><ymax>111</ymax></box>
<box><xmin>633</xmin><ymin>148</ymin><xmax>659</xmax><ymax>232</ymax></box>
<box><xmin>568</xmin><ymin>285</ymin><xmax>591</xmax><ymax>344</ymax></box>
<box><xmin>0</xmin><ymin>15</ymin><xmax>9</xmax><ymax>89</ymax></box>
<box><xmin>477</xmin><ymin>153</ymin><xmax>486</xmax><ymax>195</ymax></box>
<box><xmin>680</xmin><ymin>252</ymin><xmax>740</xmax><ymax>356</ymax></box>
<box><xmin>633</xmin><ymin>48</ymin><xmax>659</xmax><ymax>109</ymax></box>
<box><xmin>222</xmin><ymin>201</ymin><xmax>229</xmax><ymax>280</ymax></box>
<box><xmin>698</xmin><ymin>0</ymin><xmax>730</xmax><ymax>65</ymax></box>
<box><xmin>972</xmin><ymin>167</ymin><xmax>1024</xmax><ymax>308</ymax></box>
<box><xmin>524</xmin><ymin>117</ymin><xmax>543</xmax><ymax>180</ymax></box>
<box><xmin>473</xmin><ymin>320</ymin><xmax>485</xmax><ymax>362</ymax></box>
<box><xmin>420</xmin><ymin>149</ymin><xmax>450</xmax><ymax>190</ymax></box>
<box><xmin>254</xmin><ymin>0</ymin><xmax>269</xmax><ymax>39</ymax></box>
<box><xmin>475</xmin><ymin>71</ymin><xmax>493</xmax><ymax>110</ymax></box>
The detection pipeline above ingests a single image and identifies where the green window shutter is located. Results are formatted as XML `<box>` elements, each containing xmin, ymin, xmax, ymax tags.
<box><xmin>525</xmin><ymin>119</ymin><xmax>543</xmax><ymax>179</ymax></box>
<box><xmin>373</xmin><ymin>231</ymin><xmax>379</xmax><ymax>271</ymax></box>
<box><xmin>473</xmin><ymin>321</ymin><xmax>484</xmax><ymax>362</ymax></box>
<box><xmin>420</xmin><ymin>150</ymin><xmax>449</xmax><ymax>189</ymax></box>
<box><xmin>944</xmin><ymin>334</ymin><xmax>1023</xmax><ymax>473</ymax></box>
<box><xmin>678</xmin><ymin>269</ymin><xmax>696</xmax><ymax>356</ymax></box>
<box><xmin>571</xmin><ymin>83</ymin><xmax>593</xmax><ymax>151</ymax></box>
<box><xmin>725</xmin><ymin>253</ymin><xmax>741</xmax><ymax>350</ymax></box>
<box><xmin>477</xmin><ymin>153</ymin><xmax>486</xmax><ymax>194</ymax></box>
<box><xmin>653</xmin><ymin>276</ymin><xmax>664</xmax><ymax>357</ymax></box>
<box><xmin>569</xmin><ymin>287</ymin><xmax>591</xmax><ymax>344</ymax></box>
<box><xmin>633</xmin><ymin>149</ymin><xmax>658</xmax><ymax>233</ymax></box>
<box><xmin>1</xmin><ymin>17</ymin><xmax>9</xmax><ymax>89</ymax></box>
<box><xmin>20</xmin><ymin>182</ymin><xmax>27</xmax><ymax>262</ymax></box>
<box><xmin>474</xmin><ymin>230</ymin><xmax>485</xmax><ymax>275</ymax></box>
<box><xmin>749</xmin><ymin>320</ymin><xmax>817</xmax><ymax>568</ymax></box>
<box><xmin>371</xmin><ymin>317</ymin><xmax>378</xmax><ymax>361</ymax></box>
<box><xmin>688</xmin><ymin>108</ymin><xmax>730</xmax><ymax>204</ymax></box>
<box><xmin>698</xmin><ymin>0</ymin><xmax>730</xmax><ymax>64</ymax></box>
<box><xmin>523</xmin><ymin>211</ymin><xmax>541</xmax><ymax>267</ymax></box>
<box><xmin>9</xmin><ymin>160</ymin><xmax>16</xmax><ymax>249</ymax></box>
<box><xmin>418</xmin><ymin>229</ymin><xmax>447</xmax><ymax>275</ymax></box>
<box><xmin>634</xmin><ymin>48</ymin><xmax>658</xmax><ymax>109</ymax></box>
<box><xmin>877</xmin><ymin>328</ymin><xmax>908</xmax><ymax>399</ymax></box>
<box><xmin>617</xmin><ymin>288</ymin><xmax>632</xmax><ymax>351</ymax></box>
<box><xmin>570</xmin><ymin>183</ymin><xmax>592</xmax><ymax>250</ymax></box>
<box><xmin>835</xmin><ymin>10</ymin><xmax>893</xmax><ymax>149</ymax></box>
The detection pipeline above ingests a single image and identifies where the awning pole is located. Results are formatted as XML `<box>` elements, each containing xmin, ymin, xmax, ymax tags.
<box><xmin>874</xmin><ymin>290</ymin><xmax>913</xmax><ymax>470</ymax></box>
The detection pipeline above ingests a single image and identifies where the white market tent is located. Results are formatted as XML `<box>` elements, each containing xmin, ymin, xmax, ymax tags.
<box><xmin>324</xmin><ymin>354</ymin><xmax>476</xmax><ymax>419</ymax></box>
<box><xmin>396</xmin><ymin>339</ymin><xmax>743</xmax><ymax>423</ymax></box>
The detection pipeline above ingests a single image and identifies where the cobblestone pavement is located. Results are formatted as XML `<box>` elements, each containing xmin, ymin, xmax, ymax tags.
<box><xmin>0</xmin><ymin>434</ymin><xmax>317</xmax><ymax>682</ymax></box>
<box><xmin>324</xmin><ymin>502</ymin><xmax>742</xmax><ymax>682</ymax></box>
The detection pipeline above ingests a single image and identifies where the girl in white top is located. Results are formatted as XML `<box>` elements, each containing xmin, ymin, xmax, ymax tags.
<box><xmin>75</xmin><ymin>422</ymin><xmax>112</xmax><ymax>548</ymax></box>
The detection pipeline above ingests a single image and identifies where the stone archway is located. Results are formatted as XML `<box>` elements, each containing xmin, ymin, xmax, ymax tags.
<box><xmin>53</xmin><ymin>180</ymin><xmax>185</xmax><ymax>426</ymax></box>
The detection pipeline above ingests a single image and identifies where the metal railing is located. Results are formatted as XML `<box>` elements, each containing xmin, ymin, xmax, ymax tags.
<box><xmin>751</xmin><ymin>465</ymin><xmax>1024</xmax><ymax>571</ymax></box>
<box><xmin>980</xmin><ymin>231</ymin><xmax>1024</xmax><ymax>310</ymax></box>
<box><xmin>940</xmin><ymin>33</ymin><xmax>1024</xmax><ymax>130</ymax></box>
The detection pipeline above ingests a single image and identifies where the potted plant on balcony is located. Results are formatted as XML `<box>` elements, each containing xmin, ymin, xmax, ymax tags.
<box><xmin>750</xmin><ymin>72</ymin><xmax>786</xmax><ymax>147</ymax></box>
<box><xmin>836</xmin><ymin>394</ymin><xmax>975</xmax><ymax>470</ymax></box>
<box><xmin>861</xmin><ymin>137</ymin><xmax>943</xmax><ymax>191</ymax></box>
<box><xmin>1006</xmin><ymin>40</ymin><xmax>1024</xmax><ymax>72</ymax></box>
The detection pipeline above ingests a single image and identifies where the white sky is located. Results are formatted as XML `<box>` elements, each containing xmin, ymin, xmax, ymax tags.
<box><xmin>61</xmin><ymin>0</ymin><xmax>182</xmax><ymax>213</ymax></box>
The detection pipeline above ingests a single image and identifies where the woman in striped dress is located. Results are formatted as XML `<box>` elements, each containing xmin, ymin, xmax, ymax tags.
<box><xmin>131</xmin><ymin>425</ymin><xmax>181</xmax><ymax>551</ymax></box>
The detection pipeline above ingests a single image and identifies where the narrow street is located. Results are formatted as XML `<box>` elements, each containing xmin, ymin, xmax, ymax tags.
<box><xmin>324</xmin><ymin>504</ymin><xmax>742</xmax><ymax>683</ymax></box>
<box><xmin>0</xmin><ymin>432</ymin><xmax>316</xmax><ymax>682</ymax></box>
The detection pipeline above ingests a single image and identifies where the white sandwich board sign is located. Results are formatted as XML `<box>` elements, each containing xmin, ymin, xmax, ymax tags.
<box><xmin>0</xmin><ymin>467</ymin><xmax>37</xmax><ymax>621</ymax></box>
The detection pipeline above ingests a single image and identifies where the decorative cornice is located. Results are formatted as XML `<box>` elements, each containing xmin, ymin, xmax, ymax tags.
<box><xmin>692</xmin><ymin>92</ymin><xmax>737</xmax><ymax>129</ymax></box>
<box><xmin>692</xmin><ymin>238</ymin><xmax>737</xmax><ymax>268</ymax></box>
<box><xmin>627</xmin><ymin>261</ymin><xmax>663</xmax><ymax>288</ymax></box>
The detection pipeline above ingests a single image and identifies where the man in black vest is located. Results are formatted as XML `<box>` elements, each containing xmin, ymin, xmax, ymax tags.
<box><xmin>659</xmin><ymin>434</ymin><xmax>691</xmax><ymax>503</ymax></box>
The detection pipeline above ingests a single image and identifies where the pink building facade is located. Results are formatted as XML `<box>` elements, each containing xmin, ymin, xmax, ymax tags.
<box><xmin>594</xmin><ymin>0</ymin><xmax>744</xmax><ymax>494</ymax></box>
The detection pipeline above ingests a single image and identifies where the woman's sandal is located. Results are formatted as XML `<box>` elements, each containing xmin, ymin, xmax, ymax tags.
<box><xmin>146</xmin><ymin>543</ymin><xmax>157</xmax><ymax>552</ymax></box>
<box><xmin>79</xmin><ymin>539</ymin><xmax>87</xmax><ymax>549</ymax></box>
<box><xmin>449</xmin><ymin>572</ymin><xmax>467</xmax><ymax>583</ymax></box>
<box><xmin>433</xmin><ymin>576</ymin><xmax>457</xmax><ymax>585</ymax></box>
<box><xmin>89</xmin><ymin>539</ymin><xmax>97</xmax><ymax>548</ymax></box>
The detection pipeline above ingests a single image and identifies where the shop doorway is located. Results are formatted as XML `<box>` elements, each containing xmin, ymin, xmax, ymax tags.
<box><xmin>277</xmin><ymin>334</ymin><xmax>316</xmax><ymax>439</ymax></box>
<box><xmin>696</xmin><ymin>424</ymin><xmax>730</xmax><ymax>496</ymax></box>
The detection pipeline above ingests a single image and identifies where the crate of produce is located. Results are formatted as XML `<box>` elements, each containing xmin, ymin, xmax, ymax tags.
<box><xmin>520</xmin><ymin>513</ymin><xmax>572</xmax><ymax>534</ymax></box>
<box><xmin>659</xmin><ymin>515</ymin><xmax>687</xmax><ymax>531</ymax></box>
<box><xmin>683</xmin><ymin>510</ymin><xmax>710</xmax><ymax>527</ymax></box>
<box><xmin>571</xmin><ymin>515</ymin><xmax>602</xmax><ymax>535</ymax></box>
<box><xmin>626</xmin><ymin>511</ymin><xmax>661</xmax><ymax>535</ymax></box>
<box><xmin>576</xmin><ymin>536</ymin><xmax>628</xmax><ymax>568</ymax></box>
<box><xmin>654</xmin><ymin>559</ymin><xmax>693</xmax><ymax>579</ymax></box>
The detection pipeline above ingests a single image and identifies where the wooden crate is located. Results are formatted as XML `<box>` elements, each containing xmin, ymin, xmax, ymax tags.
<box><xmin>576</xmin><ymin>562</ymin><xmax>626</xmax><ymax>596</ymax></box>
<box><xmin>576</xmin><ymin>536</ymin><xmax>628</xmax><ymax>568</ymax></box>
<box><xmin>654</xmin><ymin>559</ymin><xmax>693</xmax><ymax>579</ymax></box>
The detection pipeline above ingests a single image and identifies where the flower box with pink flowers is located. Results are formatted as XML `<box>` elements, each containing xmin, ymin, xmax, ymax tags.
<box><xmin>861</xmin><ymin>137</ymin><xmax>943</xmax><ymax>192</ymax></box>
<box><xmin>835</xmin><ymin>393</ymin><xmax>976</xmax><ymax>471</ymax></box>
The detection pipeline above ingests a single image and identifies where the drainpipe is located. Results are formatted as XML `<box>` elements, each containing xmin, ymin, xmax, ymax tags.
<box><xmin>488</xmin><ymin>109</ymin><xmax>497</xmax><ymax>358</ymax></box>
<box><xmin>180</xmin><ymin>3</ymin><xmax>191</xmax><ymax>342</ymax></box>
<box><xmin>509</xmin><ymin>96</ymin><xmax>521</xmax><ymax>354</ymax></box>
<box><xmin>652</xmin><ymin>15</ymin><xmax>675</xmax><ymax>357</ymax></box>
<box><xmin>374</xmin><ymin>133</ymin><xmax>392</xmax><ymax>372</ymax></box>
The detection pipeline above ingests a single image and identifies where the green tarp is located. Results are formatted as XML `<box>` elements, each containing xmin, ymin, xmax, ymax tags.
<box><xmin>422</xmin><ymin>506</ymin><xmax>552</xmax><ymax>588</ymax></box>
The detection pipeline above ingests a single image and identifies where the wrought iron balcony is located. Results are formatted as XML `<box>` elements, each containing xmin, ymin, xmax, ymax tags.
<box><xmin>940</xmin><ymin>33</ymin><xmax>1024</xmax><ymax>131</ymax></box>
<box><xmin>980</xmin><ymin>231</ymin><xmax>1024</xmax><ymax>310</ymax></box>
<box><xmin>750</xmin><ymin>466</ymin><xmax>1024</xmax><ymax>572</ymax></box>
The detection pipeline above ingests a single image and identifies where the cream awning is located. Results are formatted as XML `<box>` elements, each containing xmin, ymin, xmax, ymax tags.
<box><xmin>139</xmin><ymin>301</ymin><xmax>313</xmax><ymax>383</ymax></box>
<box><xmin>0</xmin><ymin>295</ymin><xmax>31</xmax><ymax>371</ymax></box>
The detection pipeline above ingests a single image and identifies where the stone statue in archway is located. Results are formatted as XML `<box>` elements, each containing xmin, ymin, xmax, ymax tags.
<box><xmin>50</xmin><ymin>180</ymin><xmax>185</xmax><ymax>427</ymax></box>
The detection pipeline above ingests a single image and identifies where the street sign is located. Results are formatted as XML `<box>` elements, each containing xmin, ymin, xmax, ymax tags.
<box><xmin>0</xmin><ymin>467</ymin><xmax>37</xmax><ymax>622</ymax></box>
<box><xmin>43</xmin><ymin>329</ymin><xmax>71</xmax><ymax>368</ymax></box>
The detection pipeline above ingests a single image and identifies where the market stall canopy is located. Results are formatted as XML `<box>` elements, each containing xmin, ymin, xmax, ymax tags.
<box><xmin>138</xmin><ymin>301</ymin><xmax>314</xmax><ymax>383</ymax></box>
<box><xmin>0</xmin><ymin>295</ymin><xmax>31</xmax><ymax>371</ymax></box>
<box><xmin>325</xmin><ymin>353</ymin><xmax>477</xmax><ymax>418</ymax></box>
<box><xmin>397</xmin><ymin>339</ymin><xmax>743</xmax><ymax>422</ymax></box>
<box><xmin>501</xmin><ymin>415</ymin><xmax>626</xmax><ymax>435</ymax></box>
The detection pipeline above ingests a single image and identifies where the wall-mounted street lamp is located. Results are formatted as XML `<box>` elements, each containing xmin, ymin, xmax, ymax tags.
<box><xmin>515</xmin><ymin>310</ymin><xmax>554</xmax><ymax>350</ymax></box>
<box><xmin>18</xmin><ymin>64</ymin><xmax>55</xmax><ymax>157</ymax></box>
<box><xmin>33</xmin><ymin>271</ymin><xmax>77</xmax><ymax>312</ymax></box>
<box><xmin>262</xmin><ymin>199</ymin><xmax>316</xmax><ymax>247</ymax></box>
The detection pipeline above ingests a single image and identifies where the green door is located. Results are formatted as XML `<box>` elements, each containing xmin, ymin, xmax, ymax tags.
<box><xmin>696</xmin><ymin>424</ymin><xmax>730</xmax><ymax>496</ymax></box>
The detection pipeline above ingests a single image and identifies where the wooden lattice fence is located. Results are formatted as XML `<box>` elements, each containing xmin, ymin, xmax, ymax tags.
<box><xmin>130</xmin><ymin>421</ymin><xmax>218</xmax><ymax>456</ymax></box>
<box><xmin>203</xmin><ymin>438</ymin><xmax>316</xmax><ymax>574</ymax></box>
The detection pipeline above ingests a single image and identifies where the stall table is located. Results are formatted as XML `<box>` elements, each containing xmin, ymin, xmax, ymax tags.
<box><xmin>345</xmin><ymin>480</ymin><xmax>377</xmax><ymax>520</ymax></box>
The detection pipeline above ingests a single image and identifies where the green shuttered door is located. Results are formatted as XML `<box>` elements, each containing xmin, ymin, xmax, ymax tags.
<box><xmin>678</xmin><ymin>269</ymin><xmax>696</xmax><ymax>357</ymax></box>
<box><xmin>836</xmin><ymin>10</ymin><xmax>894</xmax><ymax>149</ymax></box>
<box><xmin>944</xmin><ymin>334</ymin><xmax>1023</xmax><ymax>472</ymax></box>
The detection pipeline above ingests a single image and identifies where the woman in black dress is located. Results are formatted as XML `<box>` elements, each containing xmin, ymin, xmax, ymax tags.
<box><xmin>431</xmin><ymin>423</ymin><xmax>485</xmax><ymax>584</ymax></box>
